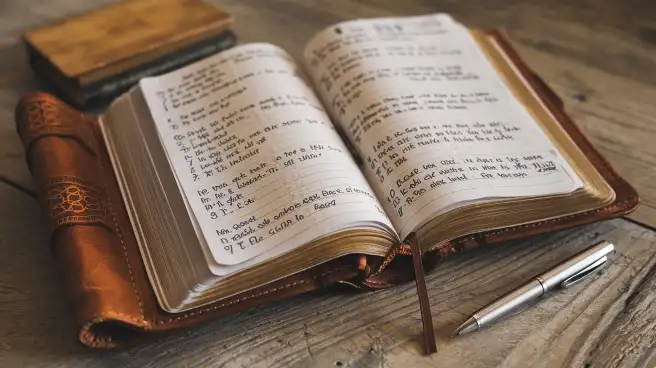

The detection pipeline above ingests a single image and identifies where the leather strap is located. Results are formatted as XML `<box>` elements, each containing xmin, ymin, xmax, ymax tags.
<box><xmin>406</xmin><ymin>233</ymin><xmax>437</xmax><ymax>354</ymax></box>
<box><xmin>15</xmin><ymin>95</ymin><xmax>97</xmax><ymax>169</ymax></box>
<box><xmin>44</xmin><ymin>175</ymin><xmax>114</xmax><ymax>239</ymax></box>
<box><xmin>15</xmin><ymin>94</ymin><xmax>114</xmax><ymax>249</ymax></box>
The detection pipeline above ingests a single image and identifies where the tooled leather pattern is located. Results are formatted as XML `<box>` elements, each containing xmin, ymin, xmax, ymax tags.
<box><xmin>16</xmin><ymin>95</ymin><xmax>96</xmax><ymax>160</ymax></box>
<box><xmin>45</xmin><ymin>176</ymin><xmax>112</xmax><ymax>230</ymax></box>
<box><xmin>15</xmin><ymin>94</ymin><xmax>114</xmax><ymax>234</ymax></box>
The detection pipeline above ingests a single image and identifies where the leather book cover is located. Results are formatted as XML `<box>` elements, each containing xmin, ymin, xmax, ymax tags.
<box><xmin>14</xmin><ymin>30</ymin><xmax>638</xmax><ymax>348</ymax></box>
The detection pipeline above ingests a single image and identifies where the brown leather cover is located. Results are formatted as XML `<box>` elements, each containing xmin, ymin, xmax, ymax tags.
<box><xmin>14</xmin><ymin>31</ymin><xmax>638</xmax><ymax>348</ymax></box>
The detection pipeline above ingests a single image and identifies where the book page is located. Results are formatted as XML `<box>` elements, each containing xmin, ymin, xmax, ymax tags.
<box><xmin>303</xmin><ymin>14</ymin><xmax>583</xmax><ymax>239</ymax></box>
<box><xmin>140</xmin><ymin>43</ymin><xmax>393</xmax><ymax>266</ymax></box>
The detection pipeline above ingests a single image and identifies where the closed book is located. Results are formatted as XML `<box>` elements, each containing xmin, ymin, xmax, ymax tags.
<box><xmin>23</xmin><ymin>0</ymin><xmax>235</xmax><ymax>107</ymax></box>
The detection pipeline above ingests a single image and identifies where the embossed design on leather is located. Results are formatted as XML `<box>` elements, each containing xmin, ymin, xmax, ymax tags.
<box><xmin>15</xmin><ymin>94</ymin><xmax>96</xmax><ymax>161</ymax></box>
<box><xmin>44</xmin><ymin>176</ymin><xmax>113</xmax><ymax>232</ymax></box>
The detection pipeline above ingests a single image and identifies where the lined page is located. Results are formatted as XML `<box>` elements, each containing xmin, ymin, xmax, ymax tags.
<box><xmin>140</xmin><ymin>44</ymin><xmax>393</xmax><ymax>266</ymax></box>
<box><xmin>303</xmin><ymin>14</ymin><xmax>582</xmax><ymax>238</ymax></box>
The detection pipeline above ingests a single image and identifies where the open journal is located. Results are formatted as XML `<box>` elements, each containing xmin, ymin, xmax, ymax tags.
<box><xmin>16</xmin><ymin>13</ymin><xmax>637</xmax><ymax>348</ymax></box>
<box><xmin>101</xmin><ymin>14</ymin><xmax>613</xmax><ymax>312</ymax></box>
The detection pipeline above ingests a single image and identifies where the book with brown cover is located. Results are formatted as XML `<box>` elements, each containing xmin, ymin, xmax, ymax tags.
<box><xmin>23</xmin><ymin>0</ymin><xmax>235</xmax><ymax>107</ymax></box>
<box><xmin>14</xmin><ymin>29</ymin><xmax>638</xmax><ymax>350</ymax></box>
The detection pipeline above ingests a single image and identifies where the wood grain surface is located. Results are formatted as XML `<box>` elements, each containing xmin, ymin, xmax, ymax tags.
<box><xmin>0</xmin><ymin>0</ymin><xmax>654</xmax><ymax>367</ymax></box>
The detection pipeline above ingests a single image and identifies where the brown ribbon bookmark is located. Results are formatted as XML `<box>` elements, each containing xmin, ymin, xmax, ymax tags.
<box><xmin>405</xmin><ymin>233</ymin><xmax>437</xmax><ymax>354</ymax></box>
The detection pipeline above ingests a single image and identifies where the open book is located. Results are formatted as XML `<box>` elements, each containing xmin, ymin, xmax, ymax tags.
<box><xmin>16</xmin><ymin>13</ymin><xmax>637</xmax><ymax>347</ymax></box>
<box><xmin>102</xmin><ymin>13</ymin><xmax>615</xmax><ymax>311</ymax></box>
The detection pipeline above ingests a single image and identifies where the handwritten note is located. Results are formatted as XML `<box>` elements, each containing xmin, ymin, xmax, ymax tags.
<box><xmin>303</xmin><ymin>14</ymin><xmax>582</xmax><ymax>237</ymax></box>
<box><xmin>141</xmin><ymin>44</ymin><xmax>393</xmax><ymax>265</ymax></box>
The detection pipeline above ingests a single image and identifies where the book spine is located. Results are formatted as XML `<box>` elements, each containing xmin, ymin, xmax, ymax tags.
<box><xmin>80</xmin><ymin>31</ymin><xmax>238</xmax><ymax>106</ymax></box>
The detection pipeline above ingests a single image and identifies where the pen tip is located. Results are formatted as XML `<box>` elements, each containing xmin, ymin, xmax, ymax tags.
<box><xmin>450</xmin><ymin>317</ymin><xmax>478</xmax><ymax>338</ymax></box>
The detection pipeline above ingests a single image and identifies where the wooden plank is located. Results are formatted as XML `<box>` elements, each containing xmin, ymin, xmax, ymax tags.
<box><xmin>585</xmin><ymin>265</ymin><xmax>656</xmax><ymax>368</ymax></box>
<box><xmin>0</xmin><ymin>173</ymin><xmax>653</xmax><ymax>368</ymax></box>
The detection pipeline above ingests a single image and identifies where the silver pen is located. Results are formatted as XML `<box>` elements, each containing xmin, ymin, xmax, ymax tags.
<box><xmin>451</xmin><ymin>240</ymin><xmax>615</xmax><ymax>337</ymax></box>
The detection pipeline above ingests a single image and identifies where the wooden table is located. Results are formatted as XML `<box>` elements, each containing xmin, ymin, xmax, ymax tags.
<box><xmin>1</xmin><ymin>1</ymin><xmax>654</xmax><ymax>367</ymax></box>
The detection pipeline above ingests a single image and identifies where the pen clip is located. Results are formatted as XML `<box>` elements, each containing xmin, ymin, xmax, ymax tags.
<box><xmin>560</xmin><ymin>256</ymin><xmax>608</xmax><ymax>289</ymax></box>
